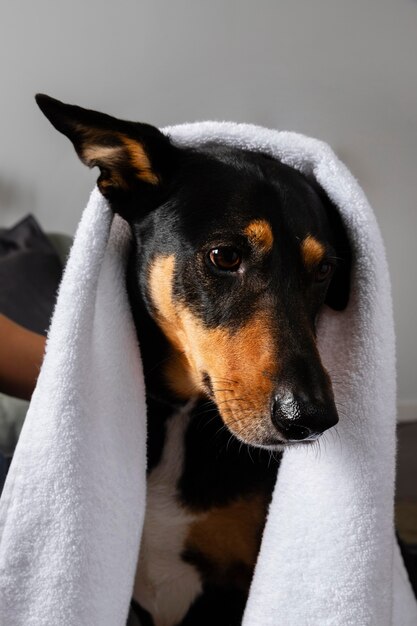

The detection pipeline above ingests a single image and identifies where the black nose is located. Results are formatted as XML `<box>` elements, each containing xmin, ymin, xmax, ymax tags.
<box><xmin>271</xmin><ymin>391</ymin><xmax>338</xmax><ymax>442</ymax></box>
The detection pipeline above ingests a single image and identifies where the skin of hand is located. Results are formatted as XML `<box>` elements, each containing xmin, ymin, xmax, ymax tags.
<box><xmin>0</xmin><ymin>314</ymin><xmax>46</xmax><ymax>401</ymax></box>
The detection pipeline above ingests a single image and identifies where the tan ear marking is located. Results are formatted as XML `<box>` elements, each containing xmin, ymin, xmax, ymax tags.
<box><xmin>83</xmin><ymin>144</ymin><xmax>124</xmax><ymax>165</ymax></box>
<box><xmin>244</xmin><ymin>219</ymin><xmax>274</xmax><ymax>252</ymax></box>
<box><xmin>80</xmin><ymin>132</ymin><xmax>159</xmax><ymax>186</ymax></box>
<box><xmin>301</xmin><ymin>234</ymin><xmax>325</xmax><ymax>269</ymax></box>
<box><xmin>120</xmin><ymin>136</ymin><xmax>159</xmax><ymax>185</ymax></box>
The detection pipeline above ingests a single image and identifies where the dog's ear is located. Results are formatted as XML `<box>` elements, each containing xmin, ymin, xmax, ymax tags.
<box><xmin>306</xmin><ymin>176</ymin><xmax>351</xmax><ymax>311</ymax></box>
<box><xmin>35</xmin><ymin>94</ymin><xmax>177</xmax><ymax>216</ymax></box>
<box><xmin>324</xmin><ymin>201</ymin><xmax>351</xmax><ymax>311</ymax></box>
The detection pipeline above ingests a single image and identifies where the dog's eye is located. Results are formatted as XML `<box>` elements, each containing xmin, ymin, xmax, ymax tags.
<box><xmin>209</xmin><ymin>247</ymin><xmax>242</xmax><ymax>272</ymax></box>
<box><xmin>315</xmin><ymin>262</ymin><xmax>334</xmax><ymax>282</ymax></box>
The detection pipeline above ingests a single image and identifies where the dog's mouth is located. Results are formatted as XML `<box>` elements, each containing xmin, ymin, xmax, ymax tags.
<box><xmin>259</xmin><ymin>438</ymin><xmax>320</xmax><ymax>449</ymax></box>
<box><xmin>201</xmin><ymin>372</ymin><xmax>215</xmax><ymax>397</ymax></box>
<box><xmin>221</xmin><ymin>422</ymin><xmax>325</xmax><ymax>451</ymax></box>
<box><xmin>217</xmin><ymin>421</ymin><xmax>322</xmax><ymax>451</ymax></box>
<box><xmin>203</xmin><ymin>393</ymin><xmax>296</xmax><ymax>450</ymax></box>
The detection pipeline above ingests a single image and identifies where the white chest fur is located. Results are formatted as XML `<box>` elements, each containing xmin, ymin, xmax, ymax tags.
<box><xmin>133</xmin><ymin>407</ymin><xmax>202</xmax><ymax>626</ymax></box>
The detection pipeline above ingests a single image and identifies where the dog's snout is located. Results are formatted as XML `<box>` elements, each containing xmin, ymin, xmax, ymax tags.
<box><xmin>271</xmin><ymin>389</ymin><xmax>338</xmax><ymax>442</ymax></box>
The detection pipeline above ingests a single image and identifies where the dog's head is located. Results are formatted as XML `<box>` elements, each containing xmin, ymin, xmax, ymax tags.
<box><xmin>36</xmin><ymin>94</ymin><xmax>351</xmax><ymax>449</ymax></box>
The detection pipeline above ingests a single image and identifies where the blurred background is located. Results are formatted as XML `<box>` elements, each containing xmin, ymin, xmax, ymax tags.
<box><xmin>0</xmin><ymin>0</ymin><xmax>416</xmax><ymax>513</ymax></box>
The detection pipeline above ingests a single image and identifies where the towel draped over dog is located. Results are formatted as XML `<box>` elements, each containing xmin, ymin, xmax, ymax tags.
<box><xmin>0</xmin><ymin>122</ymin><xmax>416</xmax><ymax>625</ymax></box>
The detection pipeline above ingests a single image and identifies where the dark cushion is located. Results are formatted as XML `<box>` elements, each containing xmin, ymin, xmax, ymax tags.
<box><xmin>0</xmin><ymin>215</ymin><xmax>63</xmax><ymax>336</ymax></box>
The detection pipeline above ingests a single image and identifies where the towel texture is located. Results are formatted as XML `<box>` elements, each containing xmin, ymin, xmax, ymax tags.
<box><xmin>0</xmin><ymin>122</ymin><xmax>416</xmax><ymax>625</ymax></box>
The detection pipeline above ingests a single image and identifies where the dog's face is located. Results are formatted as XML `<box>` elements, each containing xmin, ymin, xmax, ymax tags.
<box><xmin>37</xmin><ymin>95</ymin><xmax>350</xmax><ymax>449</ymax></box>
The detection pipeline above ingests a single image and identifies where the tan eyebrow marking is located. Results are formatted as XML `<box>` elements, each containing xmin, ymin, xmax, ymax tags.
<box><xmin>244</xmin><ymin>219</ymin><xmax>273</xmax><ymax>252</ymax></box>
<box><xmin>301</xmin><ymin>234</ymin><xmax>326</xmax><ymax>269</ymax></box>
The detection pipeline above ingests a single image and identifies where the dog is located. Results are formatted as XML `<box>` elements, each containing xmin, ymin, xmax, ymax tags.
<box><xmin>36</xmin><ymin>94</ymin><xmax>351</xmax><ymax>626</ymax></box>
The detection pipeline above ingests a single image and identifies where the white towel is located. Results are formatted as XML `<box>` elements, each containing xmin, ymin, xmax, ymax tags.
<box><xmin>0</xmin><ymin>122</ymin><xmax>416</xmax><ymax>626</ymax></box>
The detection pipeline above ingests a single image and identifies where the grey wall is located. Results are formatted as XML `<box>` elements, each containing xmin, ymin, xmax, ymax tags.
<box><xmin>1</xmin><ymin>0</ymin><xmax>416</xmax><ymax>413</ymax></box>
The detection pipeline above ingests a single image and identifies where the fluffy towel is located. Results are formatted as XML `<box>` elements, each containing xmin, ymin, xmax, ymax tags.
<box><xmin>0</xmin><ymin>122</ymin><xmax>416</xmax><ymax>626</ymax></box>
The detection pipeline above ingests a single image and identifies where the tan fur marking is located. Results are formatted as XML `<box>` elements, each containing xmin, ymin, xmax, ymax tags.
<box><xmin>301</xmin><ymin>234</ymin><xmax>325</xmax><ymax>269</ymax></box>
<box><xmin>183</xmin><ymin>310</ymin><xmax>277</xmax><ymax>443</ymax></box>
<box><xmin>148</xmin><ymin>256</ymin><xmax>278</xmax><ymax>439</ymax></box>
<box><xmin>148</xmin><ymin>255</ymin><xmax>198</xmax><ymax>397</ymax></box>
<box><xmin>244</xmin><ymin>219</ymin><xmax>273</xmax><ymax>252</ymax></box>
<box><xmin>186</xmin><ymin>494</ymin><xmax>268</xmax><ymax>588</ymax></box>
<box><xmin>82</xmin><ymin>143</ymin><xmax>126</xmax><ymax>191</ymax></box>
<box><xmin>80</xmin><ymin>130</ymin><xmax>159</xmax><ymax>185</ymax></box>
<box><xmin>82</xmin><ymin>144</ymin><xmax>123</xmax><ymax>164</ymax></box>
<box><xmin>120</xmin><ymin>136</ymin><xmax>159</xmax><ymax>185</ymax></box>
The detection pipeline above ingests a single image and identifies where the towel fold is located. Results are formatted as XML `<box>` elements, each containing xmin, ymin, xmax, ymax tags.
<box><xmin>0</xmin><ymin>122</ymin><xmax>416</xmax><ymax>625</ymax></box>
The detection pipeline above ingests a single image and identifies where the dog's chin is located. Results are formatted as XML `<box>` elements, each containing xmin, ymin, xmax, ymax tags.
<box><xmin>214</xmin><ymin>406</ymin><xmax>320</xmax><ymax>451</ymax></box>
<box><xmin>223</xmin><ymin>426</ymin><xmax>319</xmax><ymax>451</ymax></box>
<box><xmin>237</xmin><ymin>437</ymin><xmax>317</xmax><ymax>452</ymax></box>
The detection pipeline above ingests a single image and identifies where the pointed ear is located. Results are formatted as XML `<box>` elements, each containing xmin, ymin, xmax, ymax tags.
<box><xmin>305</xmin><ymin>174</ymin><xmax>351</xmax><ymax>311</ymax></box>
<box><xmin>35</xmin><ymin>94</ymin><xmax>176</xmax><ymax>204</ymax></box>
<box><xmin>326</xmin><ymin>254</ymin><xmax>351</xmax><ymax>311</ymax></box>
